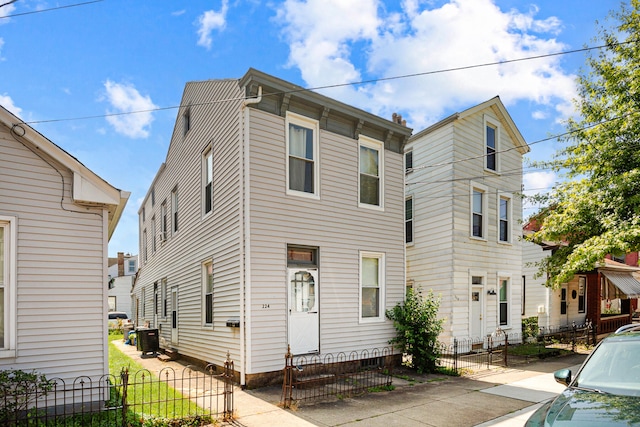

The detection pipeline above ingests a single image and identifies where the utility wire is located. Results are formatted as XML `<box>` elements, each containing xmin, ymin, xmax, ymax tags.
<box><xmin>0</xmin><ymin>0</ymin><xmax>103</xmax><ymax>19</ymax></box>
<box><xmin>0</xmin><ymin>0</ymin><xmax>19</xmax><ymax>9</ymax></box>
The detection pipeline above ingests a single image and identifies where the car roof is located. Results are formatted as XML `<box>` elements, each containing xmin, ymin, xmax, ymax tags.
<box><xmin>606</xmin><ymin>324</ymin><xmax>640</xmax><ymax>341</ymax></box>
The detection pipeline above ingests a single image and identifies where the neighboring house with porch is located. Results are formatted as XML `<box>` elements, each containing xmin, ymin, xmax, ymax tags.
<box><xmin>0</xmin><ymin>105</ymin><xmax>129</xmax><ymax>382</ymax></box>
<box><xmin>522</xmin><ymin>223</ymin><xmax>640</xmax><ymax>335</ymax></box>
<box><xmin>131</xmin><ymin>68</ymin><xmax>412</xmax><ymax>387</ymax></box>
<box><xmin>405</xmin><ymin>97</ymin><xmax>529</xmax><ymax>344</ymax></box>
<box><xmin>107</xmin><ymin>252</ymin><xmax>137</xmax><ymax>317</ymax></box>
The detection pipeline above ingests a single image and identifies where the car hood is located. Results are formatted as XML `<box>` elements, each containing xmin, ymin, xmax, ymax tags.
<box><xmin>528</xmin><ymin>388</ymin><xmax>640</xmax><ymax>427</ymax></box>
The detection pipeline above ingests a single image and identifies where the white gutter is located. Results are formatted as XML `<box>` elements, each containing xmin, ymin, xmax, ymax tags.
<box><xmin>239</xmin><ymin>86</ymin><xmax>262</xmax><ymax>386</ymax></box>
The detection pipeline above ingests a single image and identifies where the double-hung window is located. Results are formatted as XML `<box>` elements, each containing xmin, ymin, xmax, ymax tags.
<box><xmin>360</xmin><ymin>252</ymin><xmax>385</xmax><ymax>322</ymax></box>
<box><xmin>359</xmin><ymin>136</ymin><xmax>384</xmax><ymax>208</ymax></box>
<box><xmin>143</xmin><ymin>229</ymin><xmax>148</xmax><ymax>262</ymax></box>
<box><xmin>286</xmin><ymin>112</ymin><xmax>319</xmax><ymax>198</ymax></box>
<box><xmin>203</xmin><ymin>261</ymin><xmax>214</xmax><ymax>325</ymax></box>
<box><xmin>405</xmin><ymin>150</ymin><xmax>413</xmax><ymax>173</ymax></box>
<box><xmin>203</xmin><ymin>148</ymin><xmax>213</xmax><ymax>214</ymax></box>
<box><xmin>172</xmin><ymin>187</ymin><xmax>178</xmax><ymax>234</ymax></box>
<box><xmin>161</xmin><ymin>278</ymin><xmax>168</xmax><ymax>318</ymax></box>
<box><xmin>499</xmin><ymin>276</ymin><xmax>509</xmax><ymax>326</ymax></box>
<box><xmin>498</xmin><ymin>194</ymin><xmax>511</xmax><ymax>243</ymax></box>
<box><xmin>0</xmin><ymin>217</ymin><xmax>16</xmax><ymax>357</ymax></box>
<box><xmin>484</xmin><ymin>116</ymin><xmax>500</xmax><ymax>172</ymax></box>
<box><xmin>470</xmin><ymin>183</ymin><xmax>487</xmax><ymax>239</ymax></box>
<box><xmin>405</xmin><ymin>196</ymin><xmax>413</xmax><ymax>244</ymax></box>
<box><xmin>161</xmin><ymin>201</ymin><xmax>167</xmax><ymax>241</ymax></box>
<box><xmin>151</xmin><ymin>216</ymin><xmax>156</xmax><ymax>253</ymax></box>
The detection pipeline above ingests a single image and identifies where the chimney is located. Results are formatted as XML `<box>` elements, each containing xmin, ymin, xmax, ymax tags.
<box><xmin>392</xmin><ymin>113</ymin><xmax>407</xmax><ymax>126</ymax></box>
<box><xmin>118</xmin><ymin>252</ymin><xmax>124</xmax><ymax>277</ymax></box>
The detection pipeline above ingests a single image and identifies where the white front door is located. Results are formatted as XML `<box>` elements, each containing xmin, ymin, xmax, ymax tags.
<box><xmin>288</xmin><ymin>268</ymin><xmax>319</xmax><ymax>355</ymax></box>
<box><xmin>471</xmin><ymin>287</ymin><xmax>483</xmax><ymax>338</ymax></box>
<box><xmin>171</xmin><ymin>287</ymin><xmax>178</xmax><ymax>345</ymax></box>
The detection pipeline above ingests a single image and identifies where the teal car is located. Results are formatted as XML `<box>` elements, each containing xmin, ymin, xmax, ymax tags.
<box><xmin>526</xmin><ymin>325</ymin><xmax>640</xmax><ymax>426</ymax></box>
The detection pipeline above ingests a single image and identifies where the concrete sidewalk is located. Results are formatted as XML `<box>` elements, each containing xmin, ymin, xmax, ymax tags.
<box><xmin>112</xmin><ymin>338</ymin><xmax>587</xmax><ymax>427</ymax></box>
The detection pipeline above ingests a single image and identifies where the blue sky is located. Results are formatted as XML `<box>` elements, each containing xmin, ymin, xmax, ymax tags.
<box><xmin>0</xmin><ymin>0</ymin><xmax>619</xmax><ymax>256</ymax></box>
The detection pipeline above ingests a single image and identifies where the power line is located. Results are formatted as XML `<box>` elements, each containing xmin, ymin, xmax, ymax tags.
<box><xmin>0</xmin><ymin>0</ymin><xmax>103</xmax><ymax>19</ymax></box>
<box><xmin>23</xmin><ymin>40</ymin><xmax>627</xmax><ymax>126</ymax></box>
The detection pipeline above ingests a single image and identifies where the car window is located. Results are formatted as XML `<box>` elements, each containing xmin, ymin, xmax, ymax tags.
<box><xmin>109</xmin><ymin>313</ymin><xmax>128</xmax><ymax>320</ymax></box>
<box><xmin>575</xmin><ymin>339</ymin><xmax>640</xmax><ymax>395</ymax></box>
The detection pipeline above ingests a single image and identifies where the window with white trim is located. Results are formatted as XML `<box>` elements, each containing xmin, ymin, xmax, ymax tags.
<box><xmin>360</xmin><ymin>252</ymin><xmax>385</xmax><ymax>321</ymax></box>
<box><xmin>151</xmin><ymin>216</ymin><xmax>156</xmax><ymax>254</ymax></box>
<box><xmin>498</xmin><ymin>195</ymin><xmax>511</xmax><ymax>243</ymax></box>
<box><xmin>161</xmin><ymin>278</ymin><xmax>168</xmax><ymax>318</ymax></box>
<box><xmin>183</xmin><ymin>107</ymin><xmax>191</xmax><ymax>136</ymax></box>
<box><xmin>405</xmin><ymin>150</ymin><xmax>413</xmax><ymax>173</ymax></box>
<box><xmin>143</xmin><ymin>229</ymin><xmax>148</xmax><ymax>262</ymax></box>
<box><xmin>405</xmin><ymin>196</ymin><xmax>413</xmax><ymax>244</ymax></box>
<box><xmin>471</xmin><ymin>183</ymin><xmax>487</xmax><ymax>239</ymax></box>
<box><xmin>359</xmin><ymin>136</ymin><xmax>384</xmax><ymax>208</ymax></box>
<box><xmin>171</xmin><ymin>187</ymin><xmax>178</xmax><ymax>234</ymax></box>
<box><xmin>203</xmin><ymin>261</ymin><xmax>213</xmax><ymax>325</ymax></box>
<box><xmin>286</xmin><ymin>112</ymin><xmax>319</xmax><ymax>198</ymax></box>
<box><xmin>484</xmin><ymin>116</ymin><xmax>500</xmax><ymax>172</ymax></box>
<box><xmin>499</xmin><ymin>277</ymin><xmax>509</xmax><ymax>326</ymax></box>
<box><xmin>203</xmin><ymin>148</ymin><xmax>213</xmax><ymax>215</ymax></box>
<box><xmin>128</xmin><ymin>259</ymin><xmax>136</xmax><ymax>274</ymax></box>
<box><xmin>141</xmin><ymin>287</ymin><xmax>146</xmax><ymax>318</ymax></box>
<box><xmin>161</xmin><ymin>201</ymin><xmax>167</xmax><ymax>241</ymax></box>
<box><xmin>0</xmin><ymin>217</ymin><xmax>16</xmax><ymax>357</ymax></box>
<box><xmin>578</xmin><ymin>276</ymin><xmax>586</xmax><ymax>314</ymax></box>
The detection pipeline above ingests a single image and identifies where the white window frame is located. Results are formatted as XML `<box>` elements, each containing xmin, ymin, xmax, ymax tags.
<box><xmin>497</xmin><ymin>193</ymin><xmax>512</xmax><ymax>244</ymax></box>
<box><xmin>405</xmin><ymin>196</ymin><xmax>413</xmax><ymax>245</ymax></box>
<box><xmin>470</xmin><ymin>182</ymin><xmax>488</xmax><ymax>240</ymax></box>
<box><xmin>161</xmin><ymin>278</ymin><xmax>168</xmax><ymax>318</ymax></box>
<box><xmin>358</xmin><ymin>135</ymin><xmax>384</xmax><ymax>210</ymax></box>
<box><xmin>498</xmin><ymin>273</ymin><xmax>511</xmax><ymax>328</ymax></box>
<box><xmin>203</xmin><ymin>147</ymin><xmax>214</xmax><ymax>215</ymax></box>
<box><xmin>128</xmin><ymin>259</ymin><xmax>136</xmax><ymax>274</ymax></box>
<box><xmin>359</xmin><ymin>251</ymin><xmax>385</xmax><ymax>323</ymax></box>
<box><xmin>142</xmin><ymin>229</ymin><xmax>148</xmax><ymax>262</ymax></box>
<box><xmin>171</xmin><ymin>187</ymin><xmax>179</xmax><ymax>235</ymax></box>
<box><xmin>0</xmin><ymin>217</ymin><xmax>16</xmax><ymax>358</ymax></box>
<box><xmin>484</xmin><ymin>115</ymin><xmax>500</xmax><ymax>173</ymax></box>
<box><xmin>286</xmin><ymin>111</ymin><xmax>320</xmax><ymax>199</ymax></box>
<box><xmin>141</xmin><ymin>287</ymin><xmax>146</xmax><ymax>318</ymax></box>
<box><xmin>160</xmin><ymin>201</ymin><xmax>167</xmax><ymax>242</ymax></box>
<box><xmin>183</xmin><ymin>107</ymin><xmax>191</xmax><ymax>136</ymax></box>
<box><xmin>405</xmin><ymin>149</ymin><xmax>413</xmax><ymax>173</ymax></box>
<box><xmin>203</xmin><ymin>260</ymin><xmax>214</xmax><ymax>326</ymax></box>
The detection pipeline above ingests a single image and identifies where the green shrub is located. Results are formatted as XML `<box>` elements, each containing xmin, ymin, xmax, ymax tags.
<box><xmin>386</xmin><ymin>288</ymin><xmax>444</xmax><ymax>374</ymax></box>
<box><xmin>522</xmin><ymin>316</ymin><xmax>539</xmax><ymax>340</ymax></box>
<box><xmin>0</xmin><ymin>369</ymin><xmax>54</xmax><ymax>422</ymax></box>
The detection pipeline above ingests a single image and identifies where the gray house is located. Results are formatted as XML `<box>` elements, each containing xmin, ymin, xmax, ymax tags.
<box><xmin>132</xmin><ymin>69</ymin><xmax>412</xmax><ymax>387</ymax></box>
<box><xmin>0</xmin><ymin>105</ymin><xmax>129</xmax><ymax>382</ymax></box>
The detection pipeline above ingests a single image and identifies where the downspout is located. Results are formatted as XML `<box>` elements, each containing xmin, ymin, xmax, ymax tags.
<box><xmin>239</xmin><ymin>86</ymin><xmax>262</xmax><ymax>386</ymax></box>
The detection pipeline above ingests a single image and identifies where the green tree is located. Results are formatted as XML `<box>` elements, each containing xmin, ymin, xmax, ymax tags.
<box><xmin>385</xmin><ymin>288</ymin><xmax>443</xmax><ymax>374</ymax></box>
<box><xmin>528</xmin><ymin>0</ymin><xmax>640</xmax><ymax>287</ymax></box>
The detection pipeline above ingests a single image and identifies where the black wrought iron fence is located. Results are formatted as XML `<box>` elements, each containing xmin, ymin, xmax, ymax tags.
<box><xmin>281</xmin><ymin>346</ymin><xmax>394</xmax><ymax>408</ymax></box>
<box><xmin>1</xmin><ymin>358</ymin><xmax>234</xmax><ymax>426</ymax></box>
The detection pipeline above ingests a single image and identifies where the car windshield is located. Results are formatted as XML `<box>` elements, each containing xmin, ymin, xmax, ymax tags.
<box><xmin>574</xmin><ymin>338</ymin><xmax>640</xmax><ymax>396</ymax></box>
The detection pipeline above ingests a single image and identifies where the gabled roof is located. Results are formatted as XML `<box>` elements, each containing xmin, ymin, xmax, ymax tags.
<box><xmin>0</xmin><ymin>105</ymin><xmax>130</xmax><ymax>239</ymax></box>
<box><xmin>411</xmin><ymin>96</ymin><xmax>530</xmax><ymax>155</ymax></box>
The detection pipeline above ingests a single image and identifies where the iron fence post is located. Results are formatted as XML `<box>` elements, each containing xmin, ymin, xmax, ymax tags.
<box><xmin>571</xmin><ymin>322</ymin><xmax>576</xmax><ymax>352</ymax></box>
<box><xmin>281</xmin><ymin>346</ymin><xmax>294</xmax><ymax>409</ymax></box>
<box><xmin>223</xmin><ymin>351</ymin><xmax>234</xmax><ymax>420</ymax></box>
<box><xmin>503</xmin><ymin>334</ymin><xmax>508</xmax><ymax>367</ymax></box>
<box><xmin>120</xmin><ymin>368</ymin><xmax>129</xmax><ymax>427</ymax></box>
<box><xmin>453</xmin><ymin>338</ymin><xmax>458</xmax><ymax>373</ymax></box>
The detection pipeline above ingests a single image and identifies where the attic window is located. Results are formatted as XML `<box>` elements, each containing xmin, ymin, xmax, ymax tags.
<box><xmin>183</xmin><ymin>108</ymin><xmax>191</xmax><ymax>135</ymax></box>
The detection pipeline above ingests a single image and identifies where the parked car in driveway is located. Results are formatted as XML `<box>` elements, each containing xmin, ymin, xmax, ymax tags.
<box><xmin>526</xmin><ymin>324</ymin><xmax>640</xmax><ymax>426</ymax></box>
<box><xmin>108</xmin><ymin>311</ymin><xmax>133</xmax><ymax>330</ymax></box>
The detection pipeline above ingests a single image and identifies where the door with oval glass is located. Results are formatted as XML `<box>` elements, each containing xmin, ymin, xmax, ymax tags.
<box><xmin>288</xmin><ymin>268</ymin><xmax>319</xmax><ymax>355</ymax></box>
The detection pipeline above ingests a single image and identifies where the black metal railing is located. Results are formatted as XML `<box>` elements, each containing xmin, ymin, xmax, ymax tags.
<box><xmin>281</xmin><ymin>346</ymin><xmax>394</xmax><ymax>408</ymax></box>
<box><xmin>1</xmin><ymin>356</ymin><xmax>235</xmax><ymax>426</ymax></box>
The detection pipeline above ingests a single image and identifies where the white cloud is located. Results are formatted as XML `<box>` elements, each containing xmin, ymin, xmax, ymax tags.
<box><xmin>196</xmin><ymin>0</ymin><xmax>229</xmax><ymax>49</ymax></box>
<box><xmin>0</xmin><ymin>3</ymin><xmax>16</xmax><ymax>22</ymax></box>
<box><xmin>102</xmin><ymin>80</ymin><xmax>158</xmax><ymax>139</ymax></box>
<box><xmin>276</xmin><ymin>0</ymin><xmax>577</xmax><ymax>129</ymax></box>
<box><xmin>0</xmin><ymin>93</ymin><xmax>23</xmax><ymax>118</ymax></box>
<box><xmin>172</xmin><ymin>9</ymin><xmax>186</xmax><ymax>16</ymax></box>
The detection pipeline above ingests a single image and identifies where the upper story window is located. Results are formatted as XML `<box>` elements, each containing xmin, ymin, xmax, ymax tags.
<box><xmin>161</xmin><ymin>201</ymin><xmax>167</xmax><ymax>241</ymax></box>
<box><xmin>405</xmin><ymin>196</ymin><xmax>413</xmax><ymax>244</ymax></box>
<box><xmin>161</xmin><ymin>278</ymin><xmax>168</xmax><ymax>318</ymax></box>
<box><xmin>128</xmin><ymin>259</ymin><xmax>136</xmax><ymax>273</ymax></box>
<box><xmin>143</xmin><ymin>229</ymin><xmax>148</xmax><ymax>262</ymax></box>
<box><xmin>471</xmin><ymin>183</ymin><xmax>487</xmax><ymax>239</ymax></box>
<box><xmin>142</xmin><ymin>206</ymin><xmax>145</xmax><ymax>222</ymax></box>
<box><xmin>183</xmin><ymin>108</ymin><xmax>191</xmax><ymax>136</ymax></box>
<box><xmin>405</xmin><ymin>150</ymin><xmax>413</xmax><ymax>173</ymax></box>
<box><xmin>151</xmin><ymin>188</ymin><xmax>155</xmax><ymax>206</ymax></box>
<box><xmin>484</xmin><ymin>115</ymin><xmax>500</xmax><ymax>172</ymax></box>
<box><xmin>0</xmin><ymin>217</ymin><xmax>16</xmax><ymax>357</ymax></box>
<box><xmin>498</xmin><ymin>195</ymin><xmax>511</xmax><ymax>243</ymax></box>
<box><xmin>203</xmin><ymin>148</ymin><xmax>213</xmax><ymax>215</ymax></box>
<box><xmin>359</xmin><ymin>136</ymin><xmax>384</xmax><ymax>209</ymax></box>
<box><xmin>151</xmin><ymin>216</ymin><xmax>156</xmax><ymax>253</ymax></box>
<box><xmin>360</xmin><ymin>251</ymin><xmax>385</xmax><ymax>322</ymax></box>
<box><xmin>286</xmin><ymin>112</ymin><xmax>319</xmax><ymax>198</ymax></box>
<box><xmin>171</xmin><ymin>187</ymin><xmax>178</xmax><ymax>234</ymax></box>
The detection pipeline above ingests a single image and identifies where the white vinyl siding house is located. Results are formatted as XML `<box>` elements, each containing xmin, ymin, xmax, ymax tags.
<box><xmin>405</xmin><ymin>97</ymin><xmax>529</xmax><ymax>343</ymax></box>
<box><xmin>132</xmin><ymin>69</ymin><xmax>411</xmax><ymax>387</ymax></box>
<box><xmin>0</xmin><ymin>105</ymin><xmax>129</xmax><ymax>383</ymax></box>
